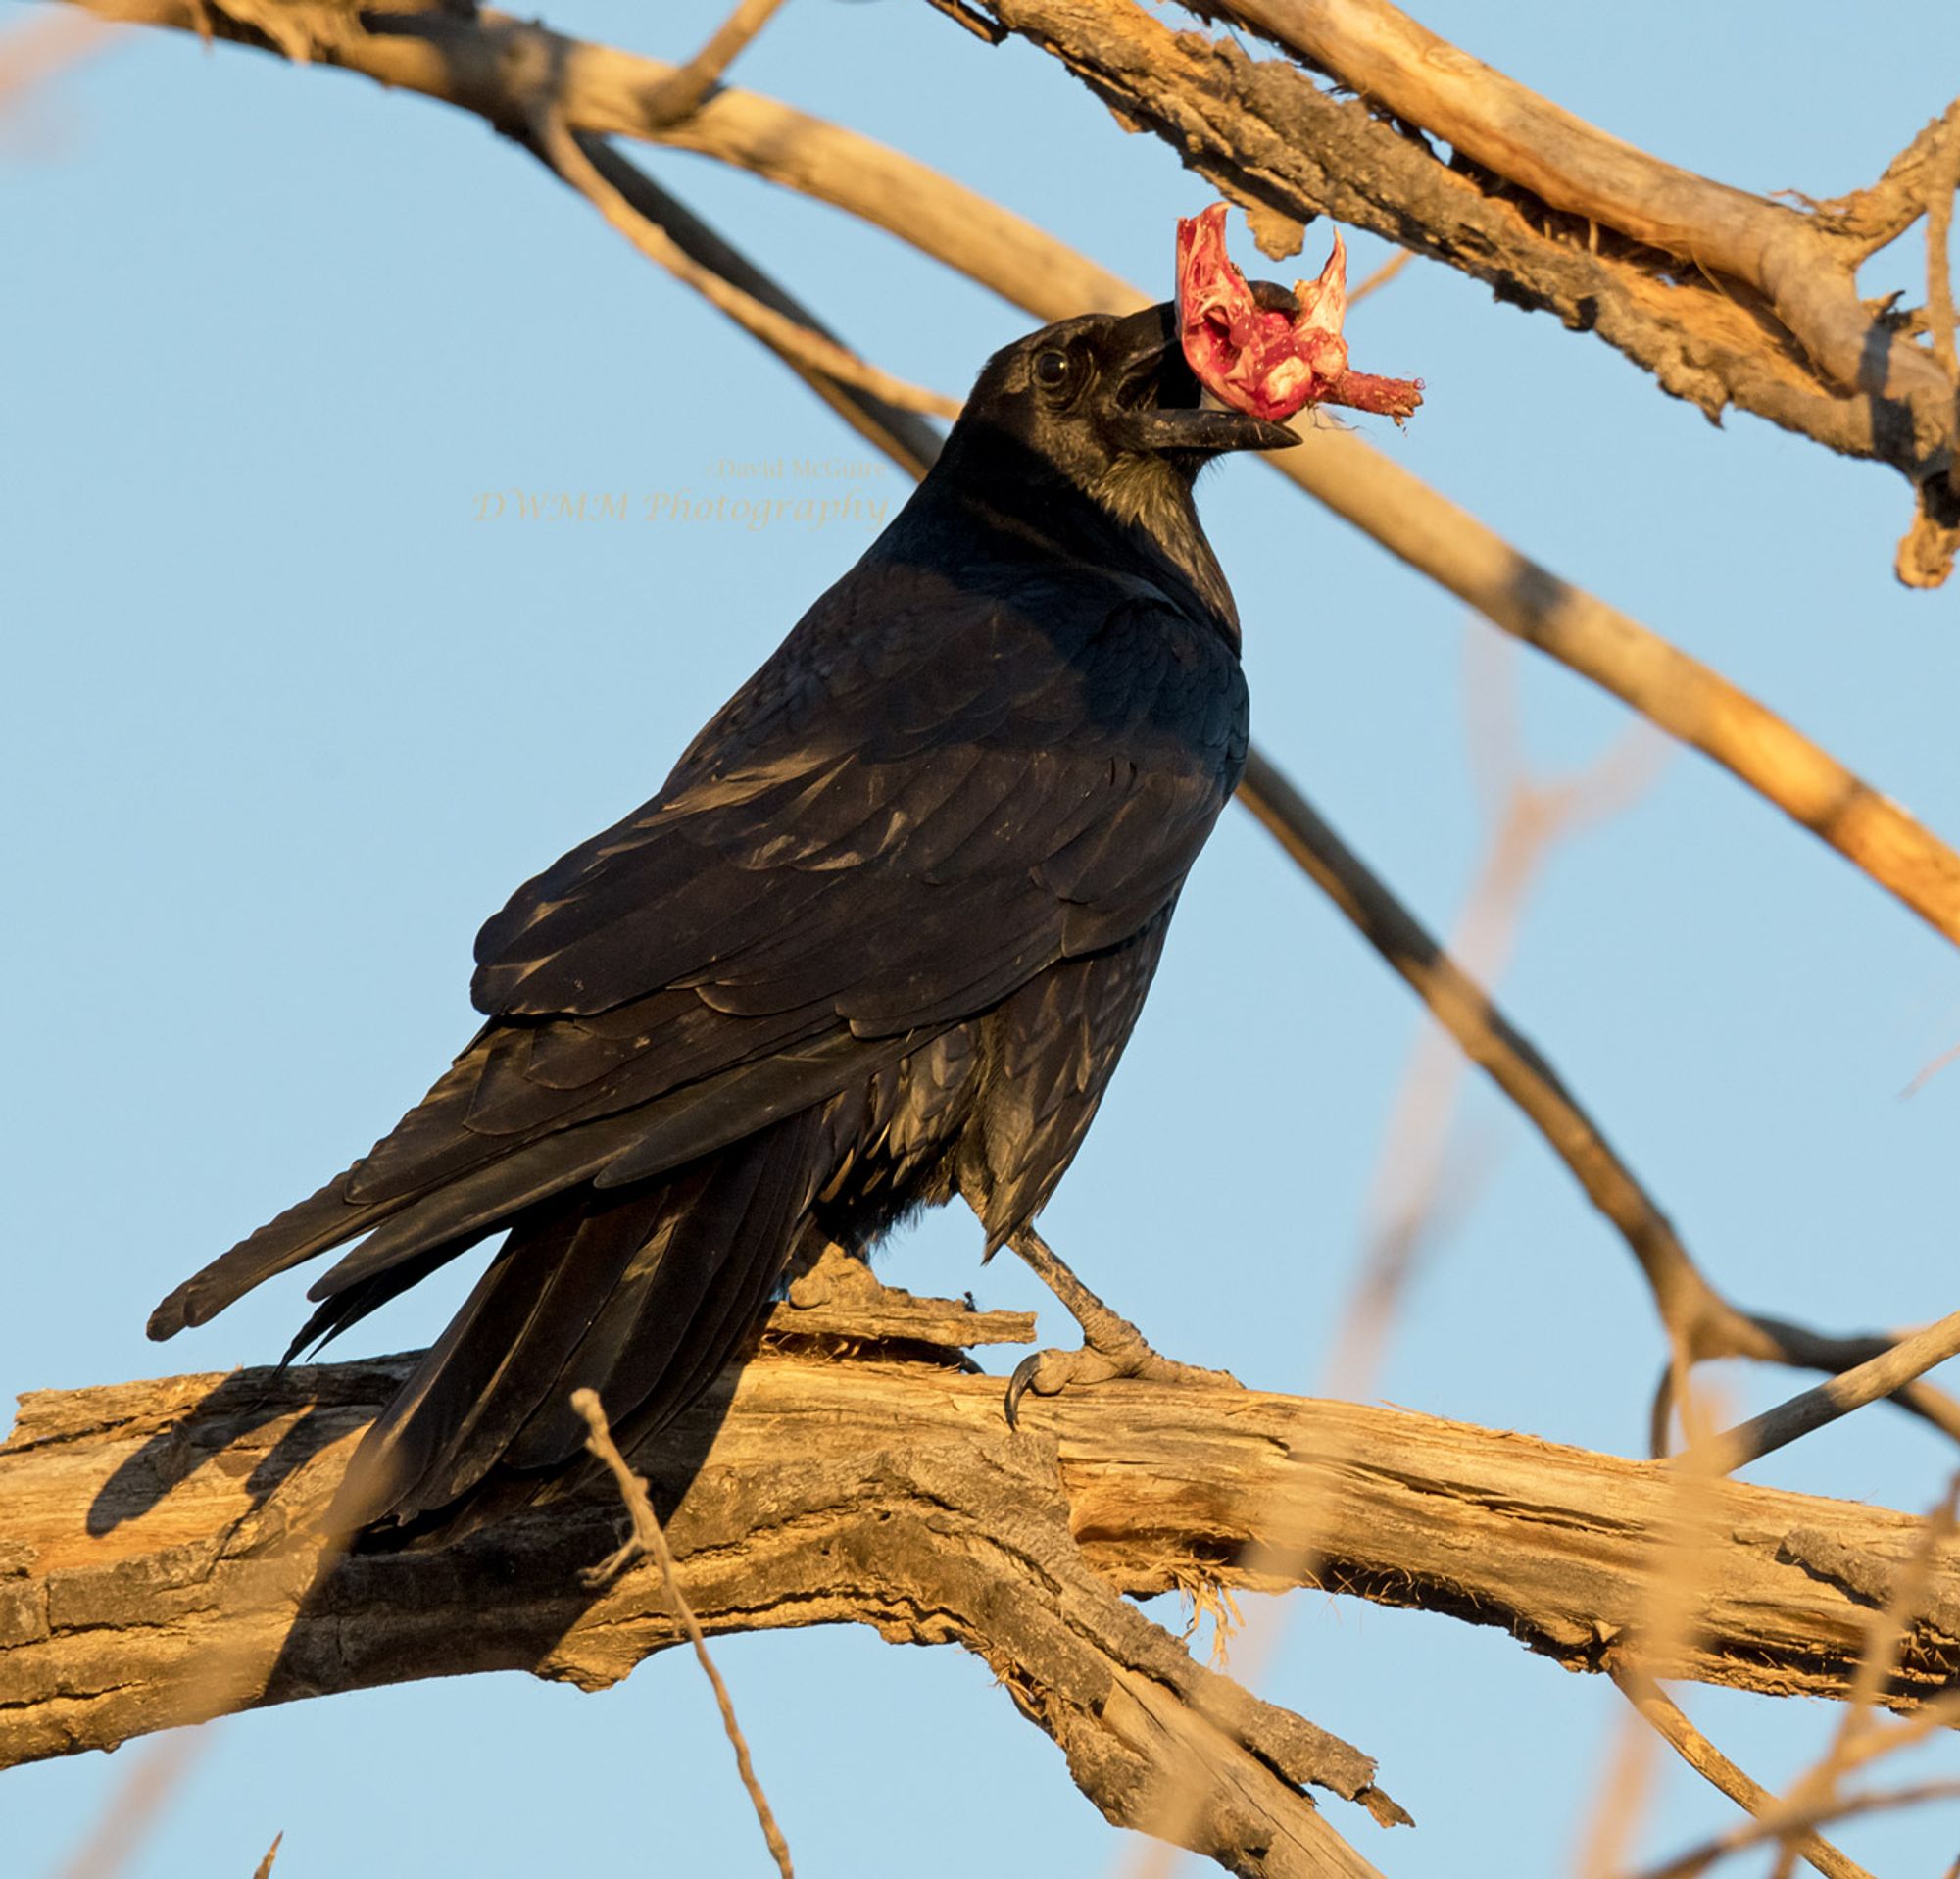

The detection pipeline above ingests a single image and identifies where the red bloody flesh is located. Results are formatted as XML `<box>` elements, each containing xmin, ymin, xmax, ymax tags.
<box><xmin>1175</xmin><ymin>204</ymin><xmax>1423</xmax><ymax>424</ymax></box>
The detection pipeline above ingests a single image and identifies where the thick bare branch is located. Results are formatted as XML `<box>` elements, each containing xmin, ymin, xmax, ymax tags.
<box><xmin>943</xmin><ymin>0</ymin><xmax>1956</xmax><ymax>578</ymax></box>
<box><xmin>11</xmin><ymin>1338</ymin><xmax>1960</xmax><ymax>1787</ymax></box>
<box><xmin>1210</xmin><ymin>0</ymin><xmax>1950</xmax><ymax>423</ymax></box>
<box><xmin>3</xmin><ymin>1337</ymin><xmax>1418</xmax><ymax>1878</ymax></box>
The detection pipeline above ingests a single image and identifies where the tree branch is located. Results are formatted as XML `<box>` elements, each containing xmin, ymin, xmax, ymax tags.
<box><xmin>1209</xmin><ymin>0</ymin><xmax>1949</xmax><ymax>423</ymax></box>
<box><xmin>572</xmin><ymin>1387</ymin><xmax>797</xmax><ymax>1879</ymax></box>
<box><xmin>526</xmin><ymin>105</ymin><xmax>960</xmax><ymax>420</ymax></box>
<box><xmin>1241</xmin><ymin>748</ymin><xmax>1960</xmax><ymax>1452</ymax></box>
<box><xmin>1</xmin><ymin>1327</ymin><xmax>1417</xmax><ymax>1878</ymax></box>
<box><xmin>1608</xmin><ymin>1659</ymin><xmax>1874</xmax><ymax>1879</ymax></box>
<box><xmin>942</xmin><ymin>0</ymin><xmax>1958</xmax><ymax>581</ymax></box>
<box><xmin>10</xmin><ymin>1334</ymin><xmax>1960</xmax><ymax>1798</ymax></box>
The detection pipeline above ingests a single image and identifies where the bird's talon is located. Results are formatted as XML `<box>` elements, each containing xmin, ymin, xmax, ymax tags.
<box><xmin>1000</xmin><ymin>1336</ymin><xmax>1236</xmax><ymax>1427</ymax></box>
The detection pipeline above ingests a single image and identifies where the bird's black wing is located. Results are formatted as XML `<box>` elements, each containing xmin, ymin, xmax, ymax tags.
<box><xmin>150</xmin><ymin>569</ymin><xmax>1246</xmax><ymax>1336</ymax></box>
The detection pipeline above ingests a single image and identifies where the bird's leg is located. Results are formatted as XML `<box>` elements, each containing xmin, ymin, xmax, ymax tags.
<box><xmin>1003</xmin><ymin>1224</ymin><xmax>1240</xmax><ymax>1426</ymax></box>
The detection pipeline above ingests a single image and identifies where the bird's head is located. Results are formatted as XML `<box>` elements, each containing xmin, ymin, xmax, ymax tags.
<box><xmin>898</xmin><ymin>293</ymin><xmax>1306</xmax><ymax>635</ymax></box>
<box><xmin>956</xmin><ymin>297</ymin><xmax>1302</xmax><ymax>494</ymax></box>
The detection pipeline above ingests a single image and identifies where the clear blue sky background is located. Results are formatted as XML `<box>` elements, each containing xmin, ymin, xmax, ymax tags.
<box><xmin>7</xmin><ymin>2</ymin><xmax>1960</xmax><ymax>1873</ymax></box>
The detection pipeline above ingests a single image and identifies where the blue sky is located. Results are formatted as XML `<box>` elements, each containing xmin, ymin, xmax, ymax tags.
<box><xmin>7</xmin><ymin>2</ymin><xmax>1960</xmax><ymax>1873</ymax></box>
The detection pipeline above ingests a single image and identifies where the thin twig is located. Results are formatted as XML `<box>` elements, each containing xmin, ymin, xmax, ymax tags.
<box><xmin>571</xmin><ymin>1388</ymin><xmax>796</xmax><ymax>1879</ymax></box>
<box><xmin>1334</xmin><ymin>638</ymin><xmax>1664</xmax><ymax>1396</ymax></box>
<box><xmin>1626</xmin><ymin>1779</ymin><xmax>1960</xmax><ymax>1879</ymax></box>
<box><xmin>1240</xmin><ymin>747</ymin><xmax>1960</xmax><ymax>1448</ymax></box>
<box><xmin>1902</xmin><ymin>1033</ymin><xmax>1960</xmax><ymax>1096</ymax></box>
<box><xmin>527</xmin><ymin>108</ymin><xmax>960</xmax><ymax>421</ymax></box>
<box><xmin>53</xmin><ymin>1730</ymin><xmax>210</xmax><ymax>1879</ymax></box>
<box><xmin>1346</xmin><ymin>246</ymin><xmax>1410</xmax><ymax>305</ymax></box>
<box><xmin>645</xmin><ymin>0</ymin><xmax>789</xmax><ymax>128</ymax></box>
<box><xmin>1607</xmin><ymin>1661</ymin><xmax>1873</xmax><ymax>1879</ymax></box>
<box><xmin>528</xmin><ymin>138</ymin><xmax>943</xmax><ymax>478</ymax></box>
<box><xmin>1687</xmin><ymin>1309</ymin><xmax>1960</xmax><ymax>1474</ymax></box>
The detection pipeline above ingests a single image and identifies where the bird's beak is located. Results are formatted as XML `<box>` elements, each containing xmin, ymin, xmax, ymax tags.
<box><xmin>1104</xmin><ymin>302</ymin><xmax>1300</xmax><ymax>455</ymax></box>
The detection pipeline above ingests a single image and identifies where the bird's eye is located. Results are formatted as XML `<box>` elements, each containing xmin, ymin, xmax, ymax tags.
<box><xmin>1032</xmin><ymin>348</ymin><xmax>1073</xmax><ymax>392</ymax></box>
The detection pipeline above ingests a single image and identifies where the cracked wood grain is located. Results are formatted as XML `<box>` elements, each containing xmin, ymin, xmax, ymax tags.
<box><xmin>6</xmin><ymin>1338</ymin><xmax>1959</xmax><ymax>1801</ymax></box>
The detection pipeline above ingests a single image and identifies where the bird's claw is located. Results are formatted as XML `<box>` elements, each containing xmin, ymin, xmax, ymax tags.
<box><xmin>1003</xmin><ymin>1330</ymin><xmax>1240</xmax><ymax>1428</ymax></box>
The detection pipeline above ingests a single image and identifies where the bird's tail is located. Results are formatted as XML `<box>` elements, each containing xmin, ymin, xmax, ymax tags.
<box><xmin>323</xmin><ymin>1106</ymin><xmax>833</xmax><ymax>1535</ymax></box>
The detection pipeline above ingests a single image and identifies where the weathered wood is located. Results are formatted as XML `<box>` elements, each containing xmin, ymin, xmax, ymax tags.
<box><xmin>0</xmin><ymin>1335</ymin><xmax>1418</xmax><ymax>1879</ymax></box>
<box><xmin>6</xmin><ymin>1336</ymin><xmax>1957</xmax><ymax>1780</ymax></box>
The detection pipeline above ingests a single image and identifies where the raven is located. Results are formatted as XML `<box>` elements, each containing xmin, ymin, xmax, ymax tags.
<box><xmin>148</xmin><ymin>297</ymin><xmax>1298</xmax><ymax>1536</ymax></box>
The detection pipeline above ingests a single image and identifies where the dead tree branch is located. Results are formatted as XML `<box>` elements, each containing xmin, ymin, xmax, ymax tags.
<box><xmin>942</xmin><ymin>0</ymin><xmax>1960</xmax><ymax>582</ymax></box>
<box><xmin>1694</xmin><ymin>1308</ymin><xmax>1960</xmax><ymax>1473</ymax></box>
<box><xmin>1240</xmin><ymin>748</ymin><xmax>1960</xmax><ymax>1450</ymax></box>
<box><xmin>1608</xmin><ymin>1660</ymin><xmax>1874</xmax><ymax>1879</ymax></box>
<box><xmin>10</xmin><ymin>1331</ymin><xmax>1960</xmax><ymax>1798</ymax></box>
<box><xmin>1208</xmin><ymin>0</ymin><xmax>1949</xmax><ymax>426</ymax></box>
<box><xmin>527</xmin><ymin>104</ymin><xmax>959</xmax><ymax>420</ymax></box>
<box><xmin>641</xmin><ymin>0</ymin><xmax>788</xmax><ymax>131</ymax></box>
<box><xmin>3</xmin><ymin>1317</ymin><xmax>1418</xmax><ymax>1879</ymax></box>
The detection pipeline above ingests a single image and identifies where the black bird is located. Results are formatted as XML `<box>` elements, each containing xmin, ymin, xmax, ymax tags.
<box><xmin>147</xmin><ymin>297</ymin><xmax>1298</xmax><ymax>1537</ymax></box>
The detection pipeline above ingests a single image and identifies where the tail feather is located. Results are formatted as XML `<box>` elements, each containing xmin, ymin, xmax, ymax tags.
<box><xmin>325</xmin><ymin>1108</ymin><xmax>834</xmax><ymax>1534</ymax></box>
<box><xmin>335</xmin><ymin>1191</ymin><xmax>666</xmax><ymax>1524</ymax></box>
<box><xmin>279</xmin><ymin>1232</ymin><xmax>493</xmax><ymax>1366</ymax></box>
<box><xmin>301</xmin><ymin>1107</ymin><xmax>655</xmax><ymax>1305</ymax></box>
<box><xmin>148</xmin><ymin>1169</ymin><xmax>389</xmax><ymax>1339</ymax></box>
<box><xmin>505</xmin><ymin>1109</ymin><xmax>825</xmax><ymax>1471</ymax></box>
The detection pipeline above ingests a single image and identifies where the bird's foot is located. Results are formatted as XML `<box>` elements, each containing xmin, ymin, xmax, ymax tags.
<box><xmin>1004</xmin><ymin>1314</ymin><xmax>1239</xmax><ymax>1427</ymax></box>
<box><xmin>1001</xmin><ymin>1223</ymin><xmax>1238</xmax><ymax>1427</ymax></box>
